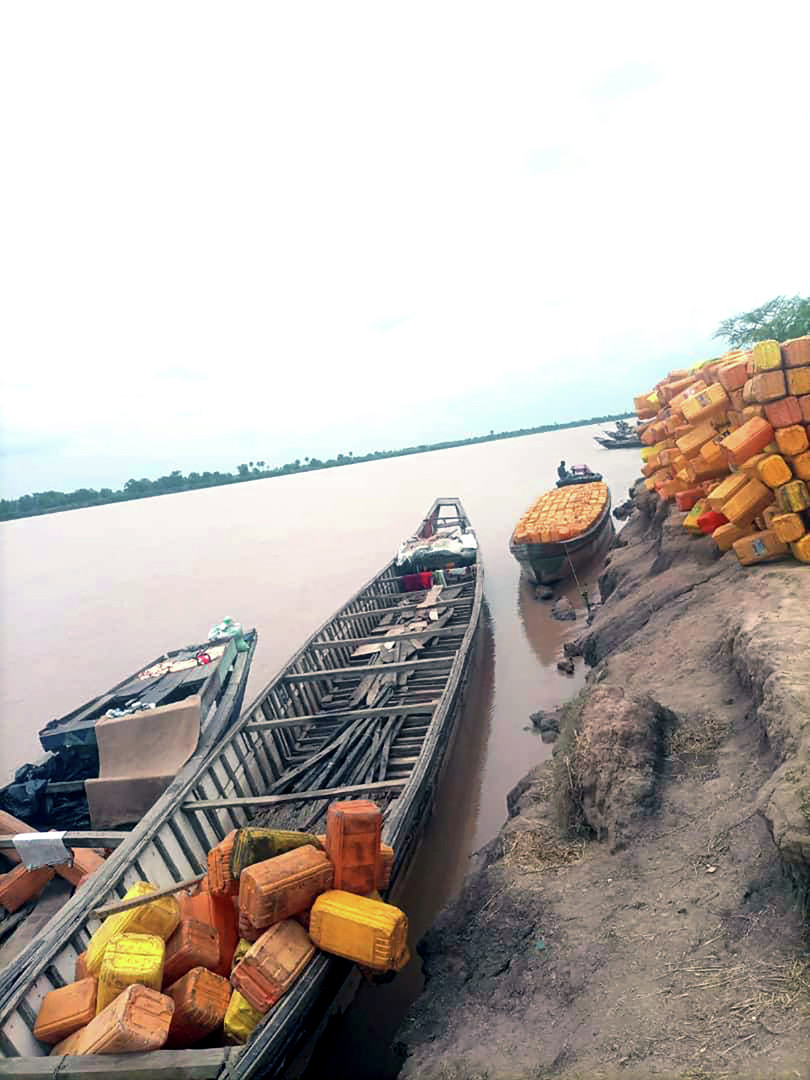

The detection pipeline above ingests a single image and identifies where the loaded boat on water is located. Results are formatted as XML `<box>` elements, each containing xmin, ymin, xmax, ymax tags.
<box><xmin>555</xmin><ymin>464</ymin><xmax>603</xmax><ymax>487</ymax></box>
<box><xmin>594</xmin><ymin>419</ymin><xmax>643</xmax><ymax>449</ymax></box>
<box><xmin>510</xmin><ymin>481</ymin><xmax>613</xmax><ymax>584</ymax></box>
<box><xmin>0</xmin><ymin>498</ymin><xmax>483</xmax><ymax>1078</ymax></box>
<box><xmin>0</xmin><ymin>629</ymin><xmax>256</xmax><ymax>962</ymax></box>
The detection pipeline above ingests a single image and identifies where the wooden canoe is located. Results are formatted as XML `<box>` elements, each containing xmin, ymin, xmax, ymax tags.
<box><xmin>0</xmin><ymin>498</ymin><xmax>484</xmax><ymax>1078</ymax></box>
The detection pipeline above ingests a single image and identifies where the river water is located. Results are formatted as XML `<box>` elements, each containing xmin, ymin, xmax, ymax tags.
<box><xmin>0</xmin><ymin>424</ymin><xmax>640</xmax><ymax>1074</ymax></box>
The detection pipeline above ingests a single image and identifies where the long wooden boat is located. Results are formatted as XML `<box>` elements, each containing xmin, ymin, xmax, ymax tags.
<box><xmin>0</xmin><ymin>498</ymin><xmax>483</xmax><ymax>1078</ymax></box>
<box><xmin>510</xmin><ymin>481</ymin><xmax>613</xmax><ymax>584</ymax></box>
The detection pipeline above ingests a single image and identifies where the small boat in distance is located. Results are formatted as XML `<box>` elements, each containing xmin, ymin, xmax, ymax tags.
<box><xmin>556</xmin><ymin>463</ymin><xmax>603</xmax><ymax>487</ymax></box>
<box><xmin>594</xmin><ymin>418</ymin><xmax>643</xmax><ymax>449</ymax></box>
<box><xmin>0</xmin><ymin>498</ymin><xmax>483</xmax><ymax>1078</ymax></box>
<box><xmin>510</xmin><ymin>481</ymin><xmax>614</xmax><ymax>584</ymax></box>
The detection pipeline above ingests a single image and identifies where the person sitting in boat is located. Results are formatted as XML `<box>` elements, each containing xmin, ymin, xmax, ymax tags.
<box><xmin>557</xmin><ymin>460</ymin><xmax>567</xmax><ymax>481</ymax></box>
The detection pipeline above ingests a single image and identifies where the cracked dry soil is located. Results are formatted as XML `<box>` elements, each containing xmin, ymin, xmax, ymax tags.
<box><xmin>395</xmin><ymin>488</ymin><xmax>810</xmax><ymax>1080</ymax></box>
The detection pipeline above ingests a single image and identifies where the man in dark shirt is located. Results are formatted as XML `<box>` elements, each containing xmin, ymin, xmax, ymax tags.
<box><xmin>557</xmin><ymin>460</ymin><xmax>567</xmax><ymax>481</ymax></box>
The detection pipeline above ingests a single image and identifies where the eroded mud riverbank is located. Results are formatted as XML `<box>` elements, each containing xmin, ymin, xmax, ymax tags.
<box><xmin>396</xmin><ymin>486</ymin><xmax>810</xmax><ymax>1080</ymax></box>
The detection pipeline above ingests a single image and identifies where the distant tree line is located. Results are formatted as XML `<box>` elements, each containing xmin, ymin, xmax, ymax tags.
<box><xmin>1</xmin><ymin>412</ymin><xmax>633</xmax><ymax>521</ymax></box>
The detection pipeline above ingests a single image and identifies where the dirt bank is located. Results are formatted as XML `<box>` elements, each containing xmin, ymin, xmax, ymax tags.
<box><xmin>395</xmin><ymin>486</ymin><xmax>810</xmax><ymax>1080</ymax></box>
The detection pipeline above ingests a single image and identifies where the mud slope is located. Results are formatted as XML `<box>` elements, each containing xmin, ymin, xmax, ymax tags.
<box><xmin>396</xmin><ymin>487</ymin><xmax>810</xmax><ymax>1080</ymax></box>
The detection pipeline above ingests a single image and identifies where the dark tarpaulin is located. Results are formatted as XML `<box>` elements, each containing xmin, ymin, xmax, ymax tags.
<box><xmin>0</xmin><ymin>747</ymin><xmax>96</xmax><ymax>830</ymax></box>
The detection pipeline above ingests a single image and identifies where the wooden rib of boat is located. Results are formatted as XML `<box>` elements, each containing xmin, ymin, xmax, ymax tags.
<box><xmin>0</xmin><ymin>498</ymin><xmax>484</xmax><ymax>1079</ymax></box>
<box><xmin>510</xmin><ymin>482</ymin><xmax>614</xmax><ymax>585</ymax></box>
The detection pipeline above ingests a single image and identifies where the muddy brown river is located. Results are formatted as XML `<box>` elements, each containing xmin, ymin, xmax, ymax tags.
<box><xmin>0</xmin><ymin>424</ymin><xmax>641</xmax><ymax>1076</ymax></box>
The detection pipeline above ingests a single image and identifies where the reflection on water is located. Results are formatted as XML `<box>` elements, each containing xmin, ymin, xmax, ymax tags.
<box><xmin>295</xmin><ymin>616</ymin><xmax>496</xmax><ymax>1079</ymax></box>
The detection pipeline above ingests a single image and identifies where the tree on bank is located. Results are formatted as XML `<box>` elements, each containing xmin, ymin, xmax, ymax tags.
<box><xmin>714</xmin><ymin>294</ymin><xmax>810</xmax><ymax>348</ymax></box>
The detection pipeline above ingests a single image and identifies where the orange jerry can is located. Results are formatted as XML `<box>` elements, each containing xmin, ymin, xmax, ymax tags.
<box><xmin>239</xmin><ymin>845</ymin><xmax>334</xmax><ymax>930</ymax></box>
<box><xmin>179</xmin><ymin>885</ymin><xmax>238</xmax><ymax>977</ymax></box>
<box><xmin>163</xmin><ymin>918</ymin><xmax>220</xmax><ymax>987</ymax></box>
<box><xmin>733</xmin><ymin>530</ymin><xmax>789</xmax><ymax>566</ymax></box>
<box><xmin>717</xmin><ymin>357</ymin><xmax>749</xmax><ymax>391</ymax></box>
<box><xmin>722</xmin><ymin>478</ymin><xmax>774</xmax><ymax>528</ymax></box>
<box><xmin>744</xmin><ymin>370</ymin><xmax>787</xmax><ymax>403</ymax></box>
<box><xmin>55</xmin><ymin>984</ymin><xmax>174</xmax><ymax>1055</ymax></box>
<box><xmin>721</xmin><ymin>417</ymin><xmax>774</xmax><ymax>466</ymax></box>
<box><xmin>0</xmin><ymin>864</ymin><xmax>55</xmax><ymax>913</ymax></box>
<box><xmin>783</xmin><ymin>337</ymin><xmax>810</xmax><ymax>367</ymax></box>
<box><xmin>776</xmin><ymin>424</ymin><xmax>809</xmax><ymax>458</ymax></box>
<box><xmin>165</xmin><ymin>966</ymin><xmax>232</xmax><ymax>1048</ymax></box>
<box><xmin>790</xmin><ymin>451</ymin><xmax>810</xmax><ymax>481</ymax></box>
<box><xmin>231</xmin><ymin>920</ymin><xmax>315</xmax><ymax>1014</ymax></box>
<box><xmin>674</xmin><ymin>487</ymin><xmax>704</xmax><ymax>511</ymax></box>
<box><xmin>208</xmin><ymin>830</ymin><xmax>239</xmax><ymax>896</ymax></box>
<box><xmin>764</xmin><ymin>396</ymin><xmax>802</xmax><ymax>429</ymax></box>
<box><xmin>756</xmin><ymin>454</ymin><xmax>793</xmax><ymax>490</ymax></box>
<box><xmin>771</xmin><ymin>513</ymin><xmax>806</xmax><ymax>544</ymax></box>
<box><xmin>705</xmin><ymin>472</ymin><xmax>748</xmax><ymax>512</ymax></box>
<box><xmin>791</xmin><ymin>535</ymin><xmax>810</xmax><ymax>562</ymax></box>
<box><xmin>325</xmin><ymin>800</ymin><xmax>382</xmax><ymax>895</ymax></box>
<box><xmin>33</xmin><ymin>977</ymin><xmax>98</xmax><ymax>1045</ymax></box>
<box><xmin>785</xmin><ymin>367</ymin><xmax>810</xmax><ymax>396</ymax></box>
<box><xmin>711</xmin><ymin>522</ymin><xmax>756</xmax><ymax>553</ymax></box>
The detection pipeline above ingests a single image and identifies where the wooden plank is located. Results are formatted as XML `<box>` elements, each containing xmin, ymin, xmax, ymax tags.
<box><xmin>92</xmin><ymin>873</ymin><xmax>205</xmax><ymax>917</ymax></box>
<box><xmin>285</xmin><ymin>657</ymin><xmax>452</xmax><ymax>682</ymax></box>
<box><xmin>182</xmin><ymin>778</ymin><xmax>408</xmax><ymax>811</ymax></box>
<box><xmin>334</xmin><ymin>601</ymin><xmax>466</xmax><ymax>621</ymax></box>
<box><xmin>244</xmin><ymin>700</ymin><xmax>438</xmax><ymax>731</ymax></box>
<box><xmin>19</xmin><ymin>1046</ymin><xmax>235</xmax><ymax>1078</ymax></box>
<box><xmin>0</xmin><ymin>832</ymin><xmax>128</xmax><ymax>851</ymax></box>
<box><xmin>311</xmin><ymin>627</ymin><xmax>463</xmax><ymax>650</ymax></box>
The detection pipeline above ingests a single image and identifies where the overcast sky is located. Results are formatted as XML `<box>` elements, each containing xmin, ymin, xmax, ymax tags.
<box><xmin>2</xmin><ymin>2</ymin><xmax>808</xmax><ymax>498</ymax></box>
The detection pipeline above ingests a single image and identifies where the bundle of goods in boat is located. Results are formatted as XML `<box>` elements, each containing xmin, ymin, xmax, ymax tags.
<box><xmin>512</xmin><ymin>483</ymin><xmax>609</xmax><ymax>544</ymax></box>
<box><xmin>395</xmin><ymin>525</ymin><xmax>478</xmax><ymax>574</ymax></box>
<box><xmin>633</xmin><ymin>335</ymin><xmax>810</xmax><ymax>566</ymax></box>
<box><xmin>34</xmin><ymin>800</ymin><xmax>405</xmax><ymax>1056</ymax></box>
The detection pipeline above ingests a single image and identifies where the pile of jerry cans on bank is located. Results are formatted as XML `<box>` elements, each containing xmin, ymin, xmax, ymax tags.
<box><xmin>31</xmin><ymin>799</ymin><xmax>404</xmax><ymax>1054</ymax></box>
<box><xmin>634</xmin><ymin>335</ymin><xmax>810</xmax><ymax>565</ymax></box>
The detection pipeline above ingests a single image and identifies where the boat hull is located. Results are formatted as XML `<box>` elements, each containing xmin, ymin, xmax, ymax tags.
<box><xmin>510</xmin><ymin>494</ymin><xmax>614</xmax><ymax>584</ymax></box>
<box><xmin>555</xmin><ymin>472</ymin><xmax>603</xmax><ymax>487</ymax></box>
<box><xmin>594</xmin><ymin>436</ymin><xmax>642</xmax><ymax>449</ymax></box>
